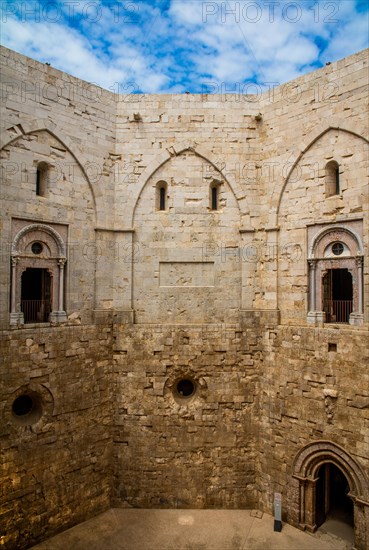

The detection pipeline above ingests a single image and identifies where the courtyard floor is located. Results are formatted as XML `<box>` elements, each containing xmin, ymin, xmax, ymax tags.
<box><xmin>30</xmin><ymin>508</ymin><xmax>353</xmax><ymax>550</ymax></box>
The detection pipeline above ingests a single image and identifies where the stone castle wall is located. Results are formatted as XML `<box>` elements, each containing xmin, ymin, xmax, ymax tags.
<box><xmin>0</xmin><ymin>46</ymin><xmax>368</xmax><ymax>549</ymax></box>
<box><xmin>112</xmin><ymin>324</ymin><xmax>262</xmax><ymax>509</ymax></box>
<box><xmin>0</xmin><ymin>324</ymin><xmax>113</xmax><ymax>549</ymax></box>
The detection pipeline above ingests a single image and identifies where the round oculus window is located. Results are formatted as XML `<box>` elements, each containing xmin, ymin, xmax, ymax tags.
<box><xmin>12</xmin><ymin>394</ymin><xmax>34</xmax><ymax>416</ymax></box>
<box><xmin>176</xmin><ymin>379</ymin><xmax>195</xmax><ymax>398</ymax></box>
<box><xmin>31</xmin><ymin>242</ymin><xmax>43</xmax><ymax>255</ymax></box>
<box><xmin>332</xmin><ymin>242</ymin><xmax>344</xmax><ymax>256</ymax></box>
<box><xmin>11</xmin><ymin>392</ymin><xmax>43</xmax><ymax>425</ymax></box>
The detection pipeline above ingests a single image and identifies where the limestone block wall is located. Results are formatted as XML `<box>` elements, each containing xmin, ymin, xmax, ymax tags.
<box><xmin>0</xmin><ymin>46</ymin><xmax>117</xmax><ymax>326</ymax></box>
<box><xmin>112</xmin><ymin>323</ymin><xmax>262</xmax><ymax>509</ymax></box>
<box><xmin>0</xmin><ymin>45</ymin><xmax>368</xmax><ymax>549</ymax></box>
<box><xmin>132</xmin><ymin>151</ymin><xmax>242</xmax><ymax>323</ymax></box>
<box><xmin>1</xmin><ymin>46</ymin><xmax>368</xmax><ymax>325</ymax></box>
<box><xmin>259</xmin><ymin>325</ymin><xmax>369</xmax><ymax>513</ymax></box>
<box><xmin>114</xmin><ymin>94</ymin><xmax>261</xmax><ymax>231</ymax></box>
<box><xmin>0</xmin><ymin>324</ymin><xmax>113</xmax><ymax>549</ymax></box>
<box><xmin>1</xmin><ymin>130</ymin><xmax>96</xmax><ymax>323</ymax></box>
<box><xmin>257</xmin><ymin>49</ymin><xmax>369</xmax><ymax>318</ymax></box>
<box><xmin>277</xmin><ymin>130</ymin><xmax>367</xmax><ymax>323</ymax></box>
<box><xmin>113</xmin><ymin>93</ymin><xmax>263</xmax><ymax>319</ymax></box>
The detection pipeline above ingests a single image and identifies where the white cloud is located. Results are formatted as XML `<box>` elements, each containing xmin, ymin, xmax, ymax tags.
<box><xmin>0</xmin><ymin>0</ymin><xmax>367</xmax><ymax>92</ymax></box>
<box><xmin>322</xmin><ymin>13</ymin><xmax>369</xmax><ymax>61</ymax></box>
<box><xmin>0</xmin><ymin>14</ymin><xmax>169</xmax><ymax>92</ymax></box>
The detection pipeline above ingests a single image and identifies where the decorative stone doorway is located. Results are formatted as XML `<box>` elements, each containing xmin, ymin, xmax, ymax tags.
<box><xmin>289</xmin><ymin>441</ymin><xmax>369</xmax><ymax>550</ymax></box>
<box><xmin>10</xmin><ymin>223</ymin><xmax>67</xmax><ymax>325</ymax></box>
<box><xmin>307</xmin><ymin>224</ymin><xmax>364</xmax><ymax>325</ymax></box>
<box><xmin>21</xmin><ymin>268</ymin><xmax>52</xmax><ymax>323</ymax></box>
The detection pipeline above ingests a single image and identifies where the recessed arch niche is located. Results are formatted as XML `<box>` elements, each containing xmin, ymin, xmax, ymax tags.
<box><xmin>132</xmin><ymin>149</ymin><xmax>242</xmax><ymax>324</ymax></box>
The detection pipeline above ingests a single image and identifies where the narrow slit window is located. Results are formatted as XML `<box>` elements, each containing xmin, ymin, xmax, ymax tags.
<box><xmin>335</xmin><ymin>165</ymin><xmax>340</xmax><ymax>195</ymax></box>
<box><xmin>156</xmin><ymin>181</ymin><xmax>168</xmax><ymax>211</ymax></box>
<box><xmin>325</xmin><ymin>160</ymin><xmax>340</xmax><ymax>197</ymax></box>
<box><xmin>36</xmin><ymin>168</ymin><xmax>41</xmax><ymax>196</ymax></box>
<box><xmin>35</xmin><ymin>162</ymin><xmax>48</xmax><ymax>197</ymax></box>
<box><xmin>159</xmin><ymin>186</ymin><xmax>166</xmax><ymax>210</ymax></box>
<box><xmin>211</xmin><ymin>186</ymin><xmax>218</xmax><ymax>210</ymax></box>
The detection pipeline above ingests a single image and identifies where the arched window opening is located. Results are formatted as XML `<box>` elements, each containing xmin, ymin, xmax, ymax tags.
<box><xmin>36</xmin><ymin>162</ymin><xmax>48</xmax><ymax>197</ymax></box>
<box><xmin>323</xmin><ymin>268</ymin><xmax>353</xmax><ymax>323</ymax></box>
<box><xmin>210</xmin><ymin>182</ymin><xmax>221</xmax><ymax>211</ymax></box>
<box><xmin>156</xmin><ymin>181</ymin><xmax>167</xmax><ymax>211</ymax></box>
<box><xmin>334</xmin><ymin>165</ymin><xmax>340</xmax><ymax>195</ymax></box>
<box><xmin>325</xmin><ymin>160</ymin><xmax>340</xmax><ymax>197</ymax></box>
<box><xmin>159</xmin><ymin>186</ymin><xmax>166</xmax><ymax>210</ymax></box>
<box><xmin>211</xmin><ymin>186</ymin><xmax>218</xmax><ymax>210</ymax></box>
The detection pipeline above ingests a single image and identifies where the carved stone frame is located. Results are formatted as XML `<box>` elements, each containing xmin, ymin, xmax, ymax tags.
<box><xmin>289</xmin><ymin>441</ymin><xmax>369</xmax><ymax>550</ymax></box>
<box><xmin>10</xmin><ymin>224</ymin><xmax>67</xmax><ymax>326</ymax></box>
<box><xmin>307</xmin><ymin>225</ymin><xmax>364</xmax><ymax>325</ymax></box>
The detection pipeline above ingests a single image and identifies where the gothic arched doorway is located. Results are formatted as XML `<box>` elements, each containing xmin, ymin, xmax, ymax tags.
<box><xmin>289</xmin><ymin>441</ymin><xmax>369</xmax><ymax>550</ymax></box>
<box><xmin>315</xmin><ymin>463</ymin><xmax>354</xmax><ymax>542</ymax></box>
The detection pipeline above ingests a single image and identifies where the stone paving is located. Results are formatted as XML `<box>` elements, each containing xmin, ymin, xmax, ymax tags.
<box><xmin>31</xmin><ymin>509</ymin><xmax>352</xmax><ymax>550</ymax></box>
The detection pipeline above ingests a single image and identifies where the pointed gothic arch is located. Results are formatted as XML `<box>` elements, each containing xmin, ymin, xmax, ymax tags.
<box><xmin>289</xmin><ymin>441</ymin><xmax>369</xmax><ymax>549</ymax></box>
<box><xmin>273</xmin><ymin>125</ymin><xmax>369</xmax><ymax>221</ymax></box>
<box><xmin>130</xmin><ymin>142</ymin><xmax>251</xmax><ymax>227</ymax></box>
<box><xmin>0</xmin><ymin>124</ymin><xmax>98</xmax><ymax>219</ymax></box>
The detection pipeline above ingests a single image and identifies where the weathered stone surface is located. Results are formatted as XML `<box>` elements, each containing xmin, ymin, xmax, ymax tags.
<box><xmin>0</xmin><ymin>45</ymin><xmax>368</xmax><ymax>550</ymax></box>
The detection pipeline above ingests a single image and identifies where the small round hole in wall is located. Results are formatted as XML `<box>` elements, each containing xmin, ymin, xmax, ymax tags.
<box><xmin>12</xmin><ymin>394</ymin><xmax>34</xmax><ymax>416</ymax></box>
<box><xmin>11</xmin><ymin>392</ymin><xmax>43</xmax><ymax>425</ymax></box>
<box><xmin>176</xmin><ymin>379</ymin><xmax>195</xmax><ymax>398</ymax></box>
<box><xmin>31</xmin><ymin>242</ymin><xmax>43</xmax><ymax>255</ymax></box>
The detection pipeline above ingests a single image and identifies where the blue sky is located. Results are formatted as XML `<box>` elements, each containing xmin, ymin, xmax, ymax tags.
<box><xmin>1</xmin><ymin>1</ymin><xmax>368</xmax><ymax>93</ymax></box>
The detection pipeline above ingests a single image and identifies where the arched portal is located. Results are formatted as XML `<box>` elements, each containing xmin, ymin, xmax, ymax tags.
<box><xmin>289</xmin><ymin>441</ymin><xmax>369</xmax><ymax>550</ymax></box>
<box><xmin>307</xmin><ymin>225</ymin><xmax>364</xmax><ymax>325</ymax></box>
<box><xmin>10</xmin><ymin>224</ymin><xmax>67</xmax><ymax>325</ymax></box>
<box><xmin>315</xmin><ymin>462</ymin><xmax>354</xmax><ymax>542</ymax></box>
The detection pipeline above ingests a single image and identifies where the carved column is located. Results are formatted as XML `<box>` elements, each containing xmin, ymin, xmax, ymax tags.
<box><xmin>9</xmin><ymin>256</ymin><xmax>24</xmax><ymax>325</ymax></box>
<box><xmin>304</xmin><ymin>478</ymin><xmax>318</xmax><ymax>532</ymax></box>
<box><xmin>308</xmin><ymin>260</ymin><xmax>316</xmax><ymax>311</ymax></box>
<box><xmin>307</xmin><ymin>260</ymin><xmax>323</xmax><ymax>324</ymax></box>
<box><xmin>350</xmin><ymin>255</ymin><xmax>364</xmax><ymax>325</ymax></box>
<box><xmin>58</xmin><ymin>258</ymin><xmax>66</xmax><ymax>311</ymax></box>
<box><xmin>357</xmin><ymin>256</ymin><xmax>363</xmax><ymax>314</ymax></box>
<box><xmin>50</xmin><ymin>258</ymin><xmax>67</xmax><ymax>323</ymax></box>
<box><xmin>10</xmin><ymin>256</ymin><xmax>17</xmax><ymax>314</ymax></box>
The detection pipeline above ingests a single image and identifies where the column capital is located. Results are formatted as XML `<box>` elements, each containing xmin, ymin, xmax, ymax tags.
<box><xmin>11</xmin><ymin>256</ymin><xmax>19</xmax><ymax>267</ymax></box>
<box><xmin>58</xmin><ymin>257</ymin><xmax>67</xmax><ymax>267</ymax></box>
<box><xmin>355</xmin><ymin>255</ymin><xmax>363</xmax><ymax>268</ymax></box>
